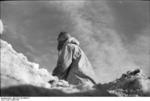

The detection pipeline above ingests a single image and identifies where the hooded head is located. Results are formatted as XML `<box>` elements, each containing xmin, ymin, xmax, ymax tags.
<box><xmin>57</xmin><ymin>32</ymin><xmax>71</xmax><ymax>42</ymax></box>
<box><xmin>57</xmin><ymin>32</ymin><xmax>79</xmax><ymax>51</ymax></box>
<box><xmin>57</xmin><ymin>31</ymin><xmax>70</xmax><ymax>51</ymax></box>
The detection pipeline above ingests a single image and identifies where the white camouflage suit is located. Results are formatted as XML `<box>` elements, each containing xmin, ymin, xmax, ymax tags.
<box><xmin>53</xmin><ymin>37</ymin><xmax>98</xmax><ymax>87</ymax></box>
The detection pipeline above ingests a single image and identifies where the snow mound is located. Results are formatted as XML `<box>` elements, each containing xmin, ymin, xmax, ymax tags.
<box><xmin>101</xmin><ymin>69</ymin><xmax>150</xmax><ymax>96</ymax></box>
<box><xmin>0</xmin><ymin>39</ymin><xmax>55</xmax><ymax>88</ymax></box>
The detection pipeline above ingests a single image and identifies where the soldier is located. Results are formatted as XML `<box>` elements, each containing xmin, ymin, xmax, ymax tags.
<box><xmin>52</xmin><ymin>32</ymin><xmax>98</xmax><ymax>87</ymax></box>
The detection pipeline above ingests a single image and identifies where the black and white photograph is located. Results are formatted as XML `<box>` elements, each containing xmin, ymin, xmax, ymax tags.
<box><xmin>0</xmin><ymin>0</ymin><xmax>150</xmax><ymax>98</ymax></box>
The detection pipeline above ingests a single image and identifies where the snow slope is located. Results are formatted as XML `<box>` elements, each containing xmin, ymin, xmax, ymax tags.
<box><xmin>0</xmin><ymin>39</ymin><xmax>55</xmax><ymax>88</ymax></box>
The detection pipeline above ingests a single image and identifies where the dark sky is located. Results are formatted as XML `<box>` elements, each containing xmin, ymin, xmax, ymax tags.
<box><xmin>1</xmin><ymin>0</ymin><xmax>150</xmax><ymax>83</ymax></box>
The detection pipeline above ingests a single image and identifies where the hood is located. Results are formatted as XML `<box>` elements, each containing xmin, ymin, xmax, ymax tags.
<box><xmin>66</xmin><ymin>37</ymin><xmax>80</xmax><ymax>46</ymax></box>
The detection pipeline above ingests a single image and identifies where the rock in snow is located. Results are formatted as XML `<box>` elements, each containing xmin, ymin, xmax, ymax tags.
<box><xmin>0</xmin><ymin>39</ymin><xmax>150</xmax><ymax>96</ymax></box>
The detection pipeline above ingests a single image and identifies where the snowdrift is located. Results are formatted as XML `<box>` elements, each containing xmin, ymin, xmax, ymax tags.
<box><xmin>0</xmin><ymin>39</ymin><xmax>55</xmax><ymax>88</ymax></box>
<box><xmin>97</xmin><ymin>69</ymin><xmax>150</xmax><ymax>96</ymax></box>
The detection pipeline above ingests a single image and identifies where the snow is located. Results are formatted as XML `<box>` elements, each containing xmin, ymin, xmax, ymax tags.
<box><xmin>0</xmin><ymin>39</ymin><xmax>54</xmax><ymax>88</ymax></box>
